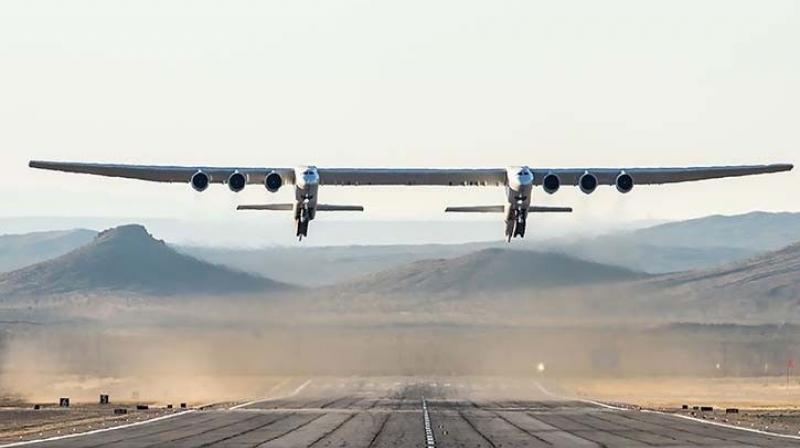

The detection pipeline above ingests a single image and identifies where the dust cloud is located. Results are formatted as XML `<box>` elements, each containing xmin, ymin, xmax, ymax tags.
<box><xmin>2</xmin><ymin>292</ymin><xmax>800</xmax><ymax>405</ymax></box>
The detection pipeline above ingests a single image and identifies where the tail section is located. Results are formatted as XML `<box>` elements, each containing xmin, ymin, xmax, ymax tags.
<box><xmin>237</xmin><ymin>204</ymin><xmax>363</xmax><ymax>212</ymax></box>
<box><xmin>237</xmin><ymin>204</ymin><xmax>293</xmax><ymax>211</ymax></box>
<box><xmin>445</xmin><ymin>205</ymin><xmax>504</xmax><ymax>213</ymax></box>
<box><xmin>445</xmin><ymin>205</ymin><xmax>573</xmax><ymax>213</ymax></box>
<box><xmin>528</xmin><ymin>206</ymin><xmax>573</xmax><ymax>213</ymax></box>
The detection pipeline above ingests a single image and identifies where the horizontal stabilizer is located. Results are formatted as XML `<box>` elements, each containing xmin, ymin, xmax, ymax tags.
<box><xmin>529</xmin><ymin>206</ymin><xmax>573</xmax><ymax>213</ymax></box>
<box><xmin>237</xmin><ymin>204</ymin><xmax>293</xmax><ymax>211</ymax></box>
<box><xmin>445</xmin><ymin>205</ymin><xmax>573</xmax><ymax>213</ymax></box>
<box><xmin>316</xmin><ymin>204</ymin><xmax>364</xmax><ymax>212</ymax></box>
<box><xmin>445</xmin><ymin>206</ymin><xmax>504</xmax><ymax>213</ymax></box>
<box><xmin>237</xmin><ymin>204</ymin><xmax>364</xmax><ymax>212</ymax></box>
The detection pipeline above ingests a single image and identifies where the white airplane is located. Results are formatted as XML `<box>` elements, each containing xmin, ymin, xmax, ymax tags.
<box><xmin>29</xmin><ymin>161</ymin><xmax>793</xmax><ymax>241</ymax></box>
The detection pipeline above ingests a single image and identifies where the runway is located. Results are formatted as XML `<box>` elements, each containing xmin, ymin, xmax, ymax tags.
<box><xmin>9</xmin><ymin>377</ymin><xmax>800</xmax><ymax>447</ymax></box>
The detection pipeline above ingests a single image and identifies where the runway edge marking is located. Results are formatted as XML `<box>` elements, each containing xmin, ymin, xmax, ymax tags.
<box><xmin>644</xmin><ymin>410</ymin><xmax>800</xmax><ymax>442</ymax></box>
<box><xmin>535</xmin><ymin>380</ymin><xmax>800</xmax><ymax>442</ymax></box>
<box><xmin>0</xmin><ymin>410</ymin><xmax>195</xmax><ymax>448</ymax></box>
<box><xmin>533</xmin><ymin>381</ymin><xmax>627</xmax><ymax>411</ymax></box>
<box><xmin>229</xmin><ymin>379</ymin><xmax>312</xmax><ymax>410</ymax></box>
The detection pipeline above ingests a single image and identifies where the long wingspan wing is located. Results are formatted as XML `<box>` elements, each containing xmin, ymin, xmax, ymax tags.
<box><xmin>29</xmin><ymin>161</ymin><xmax>294</xmax><ymax>184</ymax></box>
<box><xmin>531</xmin><ymin>164</ymin><xmax>792</xmax><ymax>186</ymax></box>
<box><xmin>30</xmin><ymin>161</ymin><xmax>791</xmax><ymax>187</ymax></box>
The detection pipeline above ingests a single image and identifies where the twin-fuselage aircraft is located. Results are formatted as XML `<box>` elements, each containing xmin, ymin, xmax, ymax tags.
<box><xmin>29</xmin><ymin>161</ymin><xmax>793</xmax><ymax>241</ymax></box>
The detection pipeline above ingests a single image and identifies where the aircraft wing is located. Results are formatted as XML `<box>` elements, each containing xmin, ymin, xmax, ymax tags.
<box><xmin>28</xmin><ymin>161</ymin><xmax>294</xmax><ymax>184</ymax></box>
<box><xmin>29</xmin><ymin>161</ymin><xmax>791</xmax><ymax>187</ymax></box>
<box><xmin>531</xmin><ymin>164</ymin><xmax>793</xmax><ymax>186</ymax></box>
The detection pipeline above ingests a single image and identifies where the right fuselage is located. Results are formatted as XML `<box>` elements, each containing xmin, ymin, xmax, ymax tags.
<box><xmin>504</xmin><ymin>166</ymin><xmax>534</xmax><ymax>240</ymax></box>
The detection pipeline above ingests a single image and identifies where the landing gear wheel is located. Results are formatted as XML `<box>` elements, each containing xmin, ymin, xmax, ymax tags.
<box><xmin>296</xmin><ymin>207</ymin><xmax>311</xmax><ymax>240</ymax></box>
<box><xmin>296</xmin><ymin>220</ymin><xmax>309</xmax><ymax>240</ymax></box>
<box><xmin>515</xmin><ymin>219</ymin><xmax>526</xmax><ymax>238</ymax></box>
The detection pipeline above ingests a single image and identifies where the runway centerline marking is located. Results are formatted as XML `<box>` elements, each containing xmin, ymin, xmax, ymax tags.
<box><xmin>229</xmin><ymin>379</ymin><xmax>312</xmax><ymax>410</ymax></box>
<box><xmin>0</xmin><ymin>410</ymin><xmax>195</xmax><ymax>448</ymax></box>
<box><xmin>422</xmin><ymin>398</ymin><xmax>436</xmax><ymax>448</ymax></box>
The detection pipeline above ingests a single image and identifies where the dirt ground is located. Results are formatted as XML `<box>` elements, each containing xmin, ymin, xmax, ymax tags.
<box><xmin>0</xmin><ymin>376</ymin><xmax>287</xmax><ymax>444</ymax></box>
<box><xmin>0</xmin><ymin>403</ymin><xmax>177</xmax><ymax>443</ymax></box>
<box><xmin>559</xmin><ymin>376</ymin><xmax>800</xmax><ymax>409</ymax></box>
<box><xmin>0</xmin><ymin>374</ymin><xmax>288</xmax><ymax>407</ymax></box>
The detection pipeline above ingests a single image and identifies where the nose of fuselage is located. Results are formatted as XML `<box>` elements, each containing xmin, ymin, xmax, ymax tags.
<box><xmin>295</xmin><ymin>166</ymin><xmax>320</xmax><ymax>188</ymax></box>
<box><xmin>507</xmin><ymin>166</ymin><xmax>533</xmax><ymax>189</ymax></box>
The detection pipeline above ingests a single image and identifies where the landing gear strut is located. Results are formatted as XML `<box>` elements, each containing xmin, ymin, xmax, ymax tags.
<box><xmin>295</xmin><ymin>205</ymin><xmax>311</xmax><ymax>240</ymax></box>
<box><xmin>505</xmin><ymin>208</ymin><xmax>527</xmax><ymax>242</ymax></box>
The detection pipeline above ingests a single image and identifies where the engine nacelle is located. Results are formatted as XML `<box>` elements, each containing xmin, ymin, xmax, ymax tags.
<box><xmin>191</xmin><ymin>171</ymin><xmax>210</xmax><ymax>192</ymax></box>
<box><xmin>265</xmin><ymin>171</ymin><xmax>283</xmax><ymax>193</ymax></box>
<box><xmin>227</xmin><ymin>171</ymin><xmax>247</xmax><ymax>193</ymax></box>
<box><xmin>616</xmin><ymin>172</ymin><xmax>634</xmax><ymax>194</ymax></box>
<box><xmin>579</xmin><ymin>172</ymin><xmax>598</xmax><ymax>194</ymax></box>
<box><xmin>542</xmin><ymin>173</ymin><xmax>561</xmax><ymax>194</ymax></box>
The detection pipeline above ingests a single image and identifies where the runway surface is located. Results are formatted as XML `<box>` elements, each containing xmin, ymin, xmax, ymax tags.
<box><xmin>13</xmin><ymin>377</ymin><xmax>800</xmax><ymax>447</ymax></box>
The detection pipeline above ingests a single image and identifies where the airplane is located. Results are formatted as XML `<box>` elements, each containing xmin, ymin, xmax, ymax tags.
<box><xmin>29</xmin><ymin>161</ymin><xmax>793</xmax><ymax>241</ymax></box>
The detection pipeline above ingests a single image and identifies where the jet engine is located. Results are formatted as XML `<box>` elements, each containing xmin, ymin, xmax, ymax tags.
<box><xmin>227</xmin><ymin>171</ymin><xmax>247</xmax><ymax>193</ymax></box>
<box><xmin>579</xmin><ymin>172</ymin><xmax>598</xmax><ymax>194</ymax></box>
<box><xmin>616</xmin><ymin>172</ymin><xmax>634</xmax><ymax>193</ymax></box>
<box><xmin>191</xmin><ymin>171</ymin><xmax>210</xmax><ymax>192</ymax></box>
<box><xmin>542</xmin><ymin>173</ymin><xmax>561</xmax><ymax>194</ymax></box>
<box><xmin>265</xmin><ymin>171</ymin><xmax>283</xmax><ymax>192</ymax></box>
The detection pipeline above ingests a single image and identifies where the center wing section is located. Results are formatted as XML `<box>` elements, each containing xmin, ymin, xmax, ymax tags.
<box><xmin>317</xmin><ymin>168</ymin><xmax>506</xmax><ymax>186</ymax></box>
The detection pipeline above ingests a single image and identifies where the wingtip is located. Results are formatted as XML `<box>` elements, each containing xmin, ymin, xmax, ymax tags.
<box><xmin>28</xmin><ymin>160</ymin><xmax>54</xmax><ymax>170</ymax></box>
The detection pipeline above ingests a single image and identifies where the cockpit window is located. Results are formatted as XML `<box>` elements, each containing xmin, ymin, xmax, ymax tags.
<box><xmin>518</xmin><ymin>170</ymin><xmax>530</xmax><ymax>176</ymax></box>
<box><xmin>304</xmin><ymin>170</ymin><xmax>314</xmax><ymax>176</ymax></box>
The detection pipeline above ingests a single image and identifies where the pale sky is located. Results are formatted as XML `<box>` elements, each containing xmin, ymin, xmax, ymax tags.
<box><xmin>0</xmin><ymin>1</ymin><xmax>797</xmax><ymax>244</ymax></box>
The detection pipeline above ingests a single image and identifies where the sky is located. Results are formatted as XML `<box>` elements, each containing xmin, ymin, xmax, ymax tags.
<box><xmin>0</xmin><ymin>0</ymin><xmax>797</xmax><ymax>245</ymax></box>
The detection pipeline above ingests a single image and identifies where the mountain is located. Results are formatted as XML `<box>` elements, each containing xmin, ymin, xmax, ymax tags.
<box><xmin>332</xmin><ymin>248</ymin><xmax>647</xmax><ymax>297</ymax></box>
<box><xmin>185</xmin><ymin>212</ymin><xmax>800</xmax><ymax>283</ymax></box>
<box><xmin>548</xmin><ymin>240</ymin><xmax>758</xmax><ymax>274</ymax></box>
<box><xmin>650</xmin><ymin>242</ymin><xmax>800</xmax><ymax>316</ymax></box>
<box><xmin>620</xmin><ymin>211</ymin><xmax>800</xmax><ymax>251</ymax></box>
<box><xmin>0</xmin><ymin>225</ymin><xmax>291</xmax><ymax>299</ymax></box>
<box><xmin>182</xmin><ymin>242</ymin><xmax>493</xmax><ymax>287</ymax></box>
<box><xmin>0</xmin><ymin>229</ymin><xmax>97</xmax><ymax>273</ymax></box>
<box><xmin>540</xmin><ymin>211</ymin><xmax>800</xmax><ymax>274</ymax></box>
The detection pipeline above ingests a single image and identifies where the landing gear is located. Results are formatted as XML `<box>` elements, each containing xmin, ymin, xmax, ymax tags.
<box><xmin>295</xmin><ymin>205</ymin><xmax>311</xmax><ymax>240</ymax></box>
<box><xmin>505</xmin><ymin>208</ymin><xmax>527</xmax><ymax>242</ymax></box>
<box><xmin>296</xmin><ymin>218</ymin><xmax>309</xmax><ymax>240</ymax></box>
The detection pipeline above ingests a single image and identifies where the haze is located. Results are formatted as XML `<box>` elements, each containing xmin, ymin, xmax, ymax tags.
<box><xmin>0</xmin><ymin>0</ymin><xmax>798</xmax><ymax>246</ymax></box>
